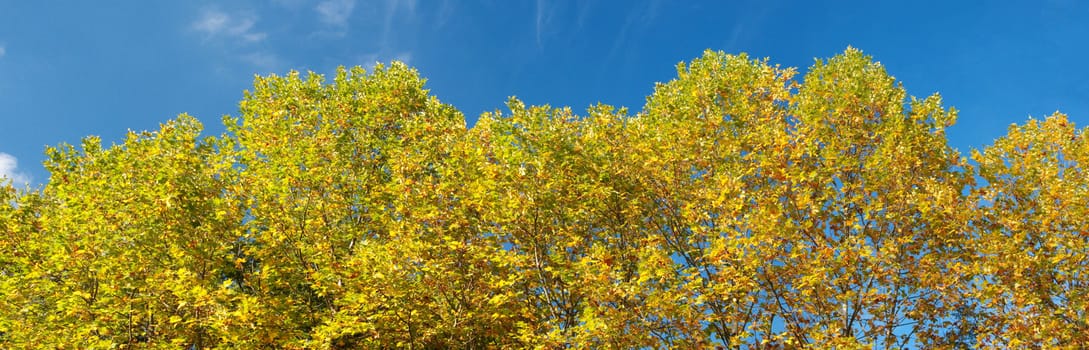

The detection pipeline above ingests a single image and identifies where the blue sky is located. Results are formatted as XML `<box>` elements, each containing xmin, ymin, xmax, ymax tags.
<box><xmin>1</xmin><ymin>0</ymin><xmax>1086</xmax><ymax>186</ymax></box>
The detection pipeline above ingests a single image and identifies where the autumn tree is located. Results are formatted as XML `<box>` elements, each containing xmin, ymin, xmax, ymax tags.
<box><xmin>1</xmin><ymin>49</ymin><xmax>1084</xmax><ymax>349</ymax></box>
<box><xmin>226</xmin><ymin>64</ymin><xmax>531</xmax><ymax>348</ymax></box>
<box><xmin>1</xmin><ymin>116</ymin><xmax>243</xmax><ymax>348</ymax></box>
<box><xmin>970</xmin><ymin>114</ymin><xmax>1088</xmax><ymax>348</ymax></box>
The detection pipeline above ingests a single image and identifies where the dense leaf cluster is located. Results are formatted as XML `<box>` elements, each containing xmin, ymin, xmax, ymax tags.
<box><xmin>1</xmin><ymin>49</ymin><xmax>1086</xmax><ymax>348</ymax></box>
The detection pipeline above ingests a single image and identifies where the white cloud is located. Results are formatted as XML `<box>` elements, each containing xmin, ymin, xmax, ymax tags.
<box><xmin>0</xmin><ymin>153</ymin><xmax>30</xmax><ymax>188</ymax></box>
<box><xmin>358</xmin><ymin>53</ymin><xmax>380</xmax><ymax>69</ymax></box>
<box><xmin>316</xmin><ymin>0</ymin><xmax>356</xmax><ymax>27</ymax></box>
<box><xmin>394</xmin><ymin>52</ymin><xmax>412</xmax><ymax>65</ymax></box>
<box><xmin>241</xmin><ymin>51</ymin><xmax>285</xmax><ymax>72</ymax></box>
<box><xmin>272</xmin><ymin>0</ymin><xmax>307</xmax><ymax>8</ymax></box>
<box><xmin>190</xmin><ymin>8</ymin><xmax>288</xmax><ymax>73</ymax></box>
<box><xmin>378</xmin><ymin>0</ymin><xmax>416</xmax><ymax>47</ymax></box>
<box><xmin>356</xmin><ymin>51</ymin><xmax>413</xmax><ymax>70</ymax></box>
<box><xmin>535</xmin><ymin>0</ymin><xmax>547</xmax><ymax>47</ymax></box>
<box><xmin>397</xmin><ymin>0</ymin><xmax>417</xmax><ymax>15</ymax></box>
<box><xmin>192</xmin><ymin>8</ymin><xmax>267</xmax><ymax>43</ymax></box>
<box><xmin>0</xmin><ymin>44</ymin><xmax>6</xmax><ymax>58</ymax></box>
<box><xmin>435</xmin><ymin>0</ymin><xmax>454</xmax><ymax>28</ymax></box>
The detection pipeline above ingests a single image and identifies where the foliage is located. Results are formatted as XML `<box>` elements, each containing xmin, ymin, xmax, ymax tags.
<box><xmin>1</xmin><ymin>50</ymin><xmax>1085</xmax><ymax>348</ymax></box>
<box><xmin>970</xmin><ymin>114</ymin><xmax>1088</xmax><ymax>347</ymax></box>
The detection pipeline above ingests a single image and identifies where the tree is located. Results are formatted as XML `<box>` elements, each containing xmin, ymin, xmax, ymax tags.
<box><xmin>0</xmin><ymin>49</ymin><xmax>1083</xmax><ymax>348</ymax></box>
<box><xmin>1</xmin><ymin>116</ymin><xmax>242</xmax><ymax>347</ymax></box>
<box><xmin>226</xmin><ymin>63</ymin><xmax>530</xmax><ymax>348</ymax></box>
<box><xmin>970</xmin><ymin>114</ymin><xmax>1088</xmax><ymax>348</ymax></box>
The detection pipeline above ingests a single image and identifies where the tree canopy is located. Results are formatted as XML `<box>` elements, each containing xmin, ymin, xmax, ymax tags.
<box><xmin>1</xmin><ymin>48</ymin><xmax>1086</xmax><ymax>349</ymax></box>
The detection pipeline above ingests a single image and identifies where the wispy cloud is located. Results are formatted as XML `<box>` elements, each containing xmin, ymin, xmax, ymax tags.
<box><xmin>534</xmin><ymin>0</ymin><xmax>590</xmax><ymax>50</ymax></box>
<box><xmin>0</xmin><ymin>44</ymin><xmax>6</xmax><ymax>58</ymax></box>
<box><xmin>535</xmin><ymin>0</ymin><xmax>551</xmax><ymax>49</ymax></box>
<box><xmin>726</xmin><ymin>22</ymin><xmax>745</xmax><ymax>49</ymax></box>
<box><xmin>718</xmin><ymin>1</ymin><xmax>769</xmax><ymax>50</ymax></box>
<box><xmin>400</xmin><ymin>0</ymin><xmax>418</xmax><ymax>15</ymax></box>
<box><xmin>0</xmin><ymin>153</ymin><xmax>30</xmax><ymax>188</ymax></box>
<box><xmin>241</xmin><ymin>51</ymin><xmax>286</xmax><ymax>73</ymax></box>
<box><xmin>435</xmin><ymin>0</ymin><xmax>455</xmax><ymax>28</ymax></box>
<box><xmin>356</xmin><ymin>50</ymin><xmax>413</xmax><ymax>70</ymax></box>
<box><xmin>190</xmin><ymin>7</ymin><xmax>283</xmax><ymax>73</ymax></box>
<box><xmin>605</xmin><ymin>0</ymin><xmax>661</xmax><ymax>63</ymax></box>
<box><xmin>316</xmin><ymin>0</ymin><xmax>357</xmax><ymax>28</ymax></box>
<box><xmin>272</xmin><ymin>0</ymin><xmax>307</xmax><ymax>8</ymax></box>
<box><xmin>357</xmin><ymin>53</ymin><xmax>382</xmax><ymax>70</ymax></box>
<box><xmin>380</xmin><ymin>0</ymin><xmax>416</xmax><ymax>45</ymax></box>
<box><xmin>315</xmin><ymin>0</ymin><xmax>414</xmax><ymax>72</ymax></box>
<box><xmin>394</xmin><ymin>52</ymin><xmax>412</xmax><ymax>64</ymax></box>
<box><xmin>192</xmin><ymin>8</ymin><xmax>267</xmax><ymax>43</ymax></box>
